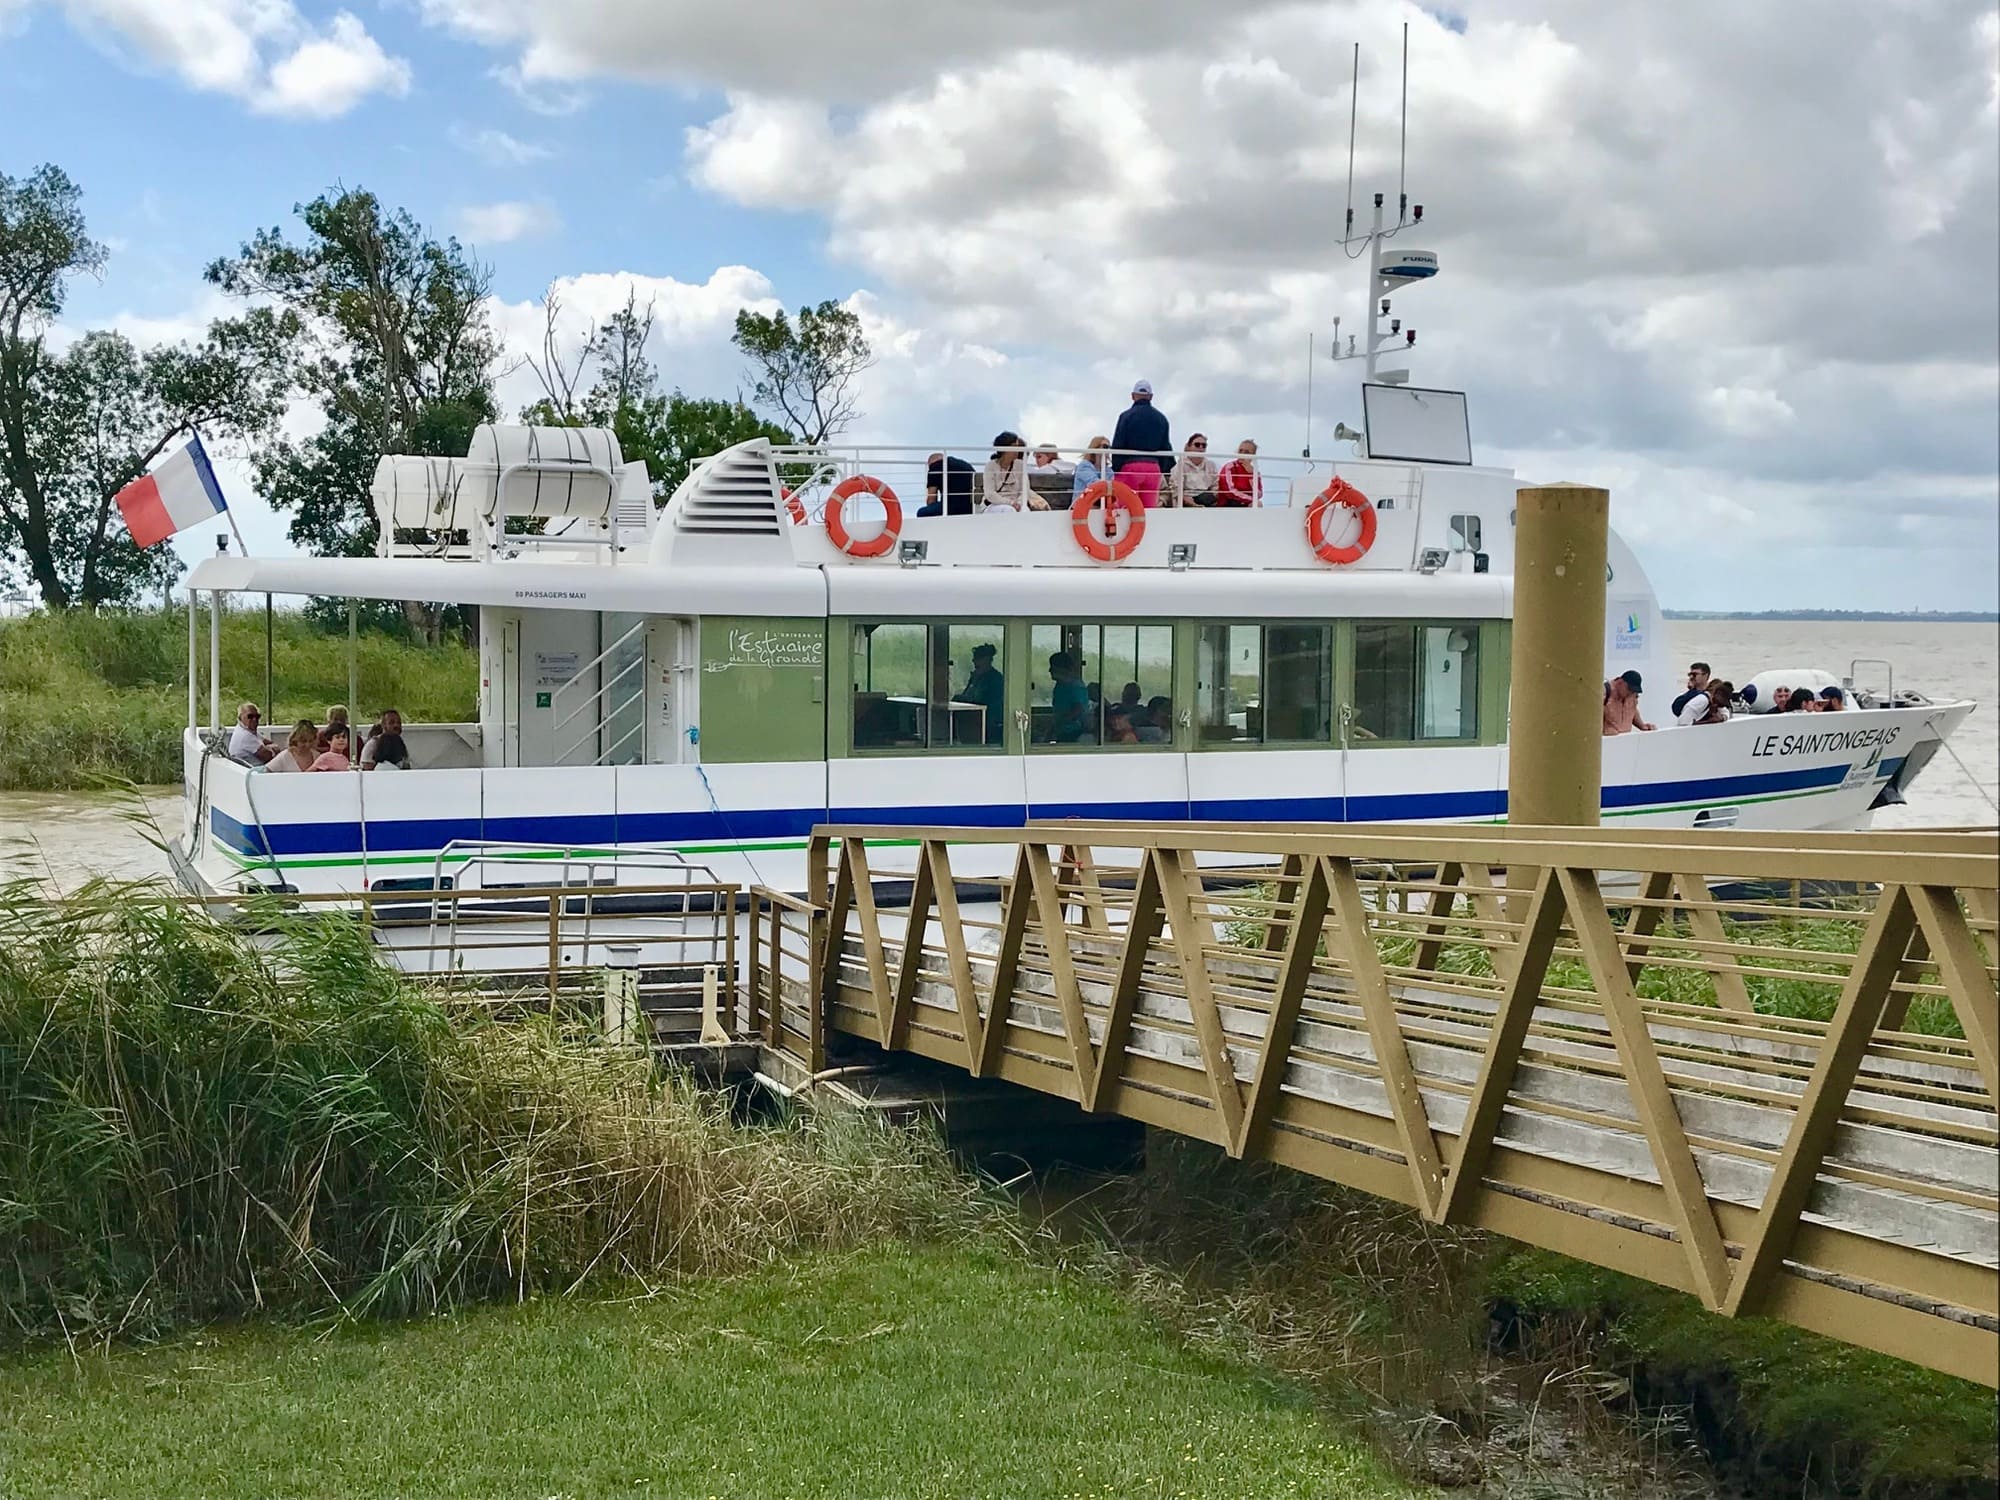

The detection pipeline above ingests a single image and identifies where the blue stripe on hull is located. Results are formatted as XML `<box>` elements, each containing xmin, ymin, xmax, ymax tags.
<box><xmin>209</xmin><ymin>757</ymin><xmax>1864</xmax><ymax>861</ymax></box>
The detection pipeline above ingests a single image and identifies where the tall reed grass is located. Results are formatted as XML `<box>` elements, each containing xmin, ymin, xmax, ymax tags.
<box><xmin>0</xmin><ymin>883</ymin><xmax>995</xmax><ymax>1346</ymax></box>
<box><xmin>0</xmin><ymin>610</ymin><xmax>476</xmax><ymax>790</ymax></box>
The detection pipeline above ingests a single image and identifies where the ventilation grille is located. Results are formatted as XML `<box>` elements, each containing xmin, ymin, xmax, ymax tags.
<box><xmin>674</xmin><ymin>445</ymin><xmax>784</xmax><ymax>535</ymax></box>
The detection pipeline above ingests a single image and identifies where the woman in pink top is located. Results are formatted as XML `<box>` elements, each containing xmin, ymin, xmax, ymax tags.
<box><xmin>309</xmin><ymin>724</ymin><xmax>353</xmax><ymax>771</ymax></box>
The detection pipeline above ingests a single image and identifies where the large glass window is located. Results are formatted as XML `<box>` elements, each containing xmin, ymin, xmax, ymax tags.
<box><xmin>851</xmin><ymin>621</ymin><xmax>1006</xmax><ymax>750</ymax></box>
<box><xmin>1419</xmin><ymin>625</ymin><xmax>1480</xmax><ymax>740</ymax></box>
<box><xmin>1197</xmin><ymin>623</ymin><xmax>1334</xmax><ymax>744</ymax></box>
<box><xmin>1351</xmin><ymin>621</ymin><xmax>1481</xmax><ymax>743</ymax></box>
<box><xmin>1029</xmin><ymin>622</ymin><xmax>1174</xmax><ymax>747</ymax></box>
<box><xmin>1352</xmin><ymin>623</ymin><xmax>1415</xmax><ymax>741</ymax></box>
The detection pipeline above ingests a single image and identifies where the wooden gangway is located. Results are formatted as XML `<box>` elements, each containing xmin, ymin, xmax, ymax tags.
<box><xmin>742</xmin><ymin>822</ymin><xmax>2000</xmax><ymax>1385</ymax></box>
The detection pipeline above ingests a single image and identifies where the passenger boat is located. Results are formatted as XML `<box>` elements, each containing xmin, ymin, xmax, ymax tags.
<box><xmin>170</xmin><ymin>234</ymin><xmax>1976</xmax><ymax>905</ymax></box>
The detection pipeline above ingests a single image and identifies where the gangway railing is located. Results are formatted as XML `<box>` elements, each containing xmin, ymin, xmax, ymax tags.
<box><xmin>766</xmin><ymin>820</ymin><xmax>1999</xmax><ymax>1384</ymax></box>
<box><xmin>546</xmin><ymin>616</ymin><xmax>650</xmax><ymax>766</ymax></box>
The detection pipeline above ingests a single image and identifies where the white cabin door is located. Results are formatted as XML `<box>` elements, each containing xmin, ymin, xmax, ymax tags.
<box><xmin>500</xmin><ymin>617</ymin><xmax>521</xmax><ymax>767</ymax></box>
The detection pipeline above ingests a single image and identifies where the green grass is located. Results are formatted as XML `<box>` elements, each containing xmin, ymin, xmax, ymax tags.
<box><xmin>0</xmin><ymin>1246</ymin><xmax>1426</xmax><ymax>1500</ymax></box>
<box><xmin>0</xmin><ymin>609</ymin><xmax>475</xmax><ymax>790</ymax></box>
<box><xmin>1486</xmin><ymin>1250</ymin><xmax>2000</xmax><ymax>1497</ymax></box>
<box><xmin>0</xmin><ymin>886</ymin><xmax>999</xmax><ymax>1345</ymax></box>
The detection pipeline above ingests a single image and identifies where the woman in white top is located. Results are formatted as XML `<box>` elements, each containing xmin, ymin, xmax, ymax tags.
<box><xmin>980</xmin><ymin>431</ymin><xmax>1047</xmax><ymax>513</ymax></box>
<box><xmin>263</xmin><ymin>719</ymin><xmax>319</xmax><ymax>773</ymax></box>
<box><xmin>1164</xmin><ymin>434</ymin><xmax>1219</xmax><ymax>508</ymax></box>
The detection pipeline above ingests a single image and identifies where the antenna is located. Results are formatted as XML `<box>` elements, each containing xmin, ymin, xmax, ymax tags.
<box><xmin>1304</xmin><ymin>332</ymin><xmax>1314</xmax><ymax>458</ymax></box>
<box><xmin>1397</xmin><ymin>21</ymin><xmax>1409</xmax><ymax>221</ymax></box>
<box><xmin>1343</xmin><ymin>42</ymin><xmax>1358</xmax><ymax>242</ymax></box>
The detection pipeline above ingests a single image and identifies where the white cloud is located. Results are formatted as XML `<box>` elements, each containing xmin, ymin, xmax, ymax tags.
<box><xmin>24</xmin><ymin>0</ymin><xmax>409</xmax><ymax>116</ymax></box>
<box><xmin>257</xmin><ymin>12</ymin><xmax>410</xmax><ymax>118</ymax></box>
<box><xmin>448</xmin><ymin>123</ymin><xmax>555</xmax><ymax>166</ymax></box>
<box><xmin>490</xmin><ymin>60</ymin><xmax>587</xmax><ymax>116</ymax></box>
<box><xmin>456</xmin><ymin>200</ymin><xmax>560</xmax><ymax>244</ymax></box>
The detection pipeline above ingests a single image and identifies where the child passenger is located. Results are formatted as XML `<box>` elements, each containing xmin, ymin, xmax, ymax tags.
<box><xmin>310</xmin><ymin>723</ymin><xmax>353</xmax><ymax>772</ymax></box>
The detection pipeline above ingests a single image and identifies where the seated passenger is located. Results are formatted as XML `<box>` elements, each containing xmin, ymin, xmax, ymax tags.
<box><xmin>1031</xmin><ymin>443</ymin><xmax>1074</xmax><ymax>480</ymax></box>
<box><xmin>1118</xmin><ymin>681</ymin><xmax>1143</xmax><ymax>715</ymax></box>
<box><xmin>1819</xmin><ymin>685</ymin><xmax>1847</xmax><ymax>711</ymax></box>
<box><xmin>226</xmin><ymin>702</ymin><xmax>275</xmax><ymax>766</ymax></box>
<box><xmin>309</xmin><ymin>724</ymin><xmax>353</xmax><ymax>771</ymax></box>
<box><xmin>1784</xmin><ymin>686</ymin><xmax>1818</xmax><ymax>712</ymax></box>
<box><xmin>320</xmin><ymin>705</ymin><xmax>350</xmax><ymax>751</ymax></box>
<box><xmin>264</xmin><ymin>719</ymin><xmax>319</xmax><ymax>773</ymax></box>
<box><xmin>919</xmin><ymin>453</ymin><xmax>977</xmax><ymax>516</ymax></box>
<box><xmin>367</xmin><ymin>732</ymin><xmax>409</xmax><ymax>770</ymax></box>
<box><xmin>360</xmin><ymin>708</ymin><xmax>409</xmax><ymax>768</ymax></box>
<box><xmin>1071</xmin><ymin>436</ymin><xmax>1112</xmax><ymax>503</ymax></box>
<box><xmin>1048</xmin><ymin>652</ymin><xmax>1092</xmax><ymax>742</ymax></box>
<box><xmin>1103</xmin><ymin>705</ymin><xmax>1140</xmax><ymax>744</ymax></box>
<box><xmin>1215</xmin><ymin>440</ymin><xmax>1263</xmax><ymax>506</ymax></box>
<box><xmin>1164</xmin><ymin>434</ymin><xmax>1218</xmax><ymax>507</ymax></box>
<box><xmin>981</xmin><ymin>431</ymin><xmax>1047</xmax><ymax>513</ymax></box>
<box><xmin>959</xmin><ymin>643</ymin><xmax>1005</xmax><ymax>746</ymax></box>
<box><xmin>1770</xmin><ymin>685</ymin><xmax>1792</xmax><ymax>713</ymax></box>
<box><xmin>1135</xmin><ymin>696</ymin><xmax>1173</xmax><ymax>743</ymax></box>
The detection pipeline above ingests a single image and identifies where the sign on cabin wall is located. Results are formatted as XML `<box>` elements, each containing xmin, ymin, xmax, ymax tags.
<box><xmin>706</xmin><ymin>625</ymin><xmax>825</xmax><ymax>672</ymax></box>
<box><xmin>533</xmin><ymin>650</ymin><xmax>582</xmax><ymax>688</ymax></box>
<box><xmin>698</xmin><ymin>616</ymin><xmax>827</xmax><ymax>765</ymax></box>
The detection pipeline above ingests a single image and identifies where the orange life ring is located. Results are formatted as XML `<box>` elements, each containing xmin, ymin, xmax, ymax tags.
<box><xmin>824</xmin><ymin>475</ymin><xmax>901</xmax><ymax>558</ymax></box>
<box><xmin>1070</xmin><ymin>480</ymin><xmax>1146</xmax><ymax>563</ymax></box>
<box><xmin>782</xmin><ymin>485</ymin><xmax>807</xmax><ymax>525</ymax></box>
<box><xmin>1305</xmin><ymin>478</ymin><xmax>1377</xmax><ymax>565</ymax></box>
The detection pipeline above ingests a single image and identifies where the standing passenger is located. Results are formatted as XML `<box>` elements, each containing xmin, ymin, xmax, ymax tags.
<box><xmin>1110</xmin><ymin>380</ymin><xmax>1173</xmax><ymax>509</ymax></box>
<box><xmin>1602</xmin><ymin>671</ymin><xmax>1655</xmax><ymax>734</ymax></box>
<box><xmin>919</xmin><ymin>453</ymin><xmax>977</xmax><ymax>516</ymax></box>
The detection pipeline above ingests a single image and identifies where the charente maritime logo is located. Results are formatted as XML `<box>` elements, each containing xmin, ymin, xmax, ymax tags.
<box><xmin>1612</xmin><ymin>610</ymin><xmax>1646</xmax><ymax>653</ymax></box>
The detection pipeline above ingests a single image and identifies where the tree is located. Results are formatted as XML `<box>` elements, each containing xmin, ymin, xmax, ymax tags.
<box><xmin>520</xmin><ymin>288</ymin><xmax>793</xmax><ymax>500</ymax></box>
<box><xmin>0</xmin><ymin>164</ymin><xmax>296</xmax><ymax>609</ymax></box>
<box><xmin>730</xmin><ymin>300</ymin><xmax>872</xmax><ymax>445</ymax></box>
<box><xmin>207</xmin><ymin>188</ymin><xmax>498</xmax><ymax>561</ymax></box>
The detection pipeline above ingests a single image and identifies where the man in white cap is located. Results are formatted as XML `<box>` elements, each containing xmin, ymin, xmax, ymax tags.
<box><xmin>1110</xmin><ymin>379</ymin><xmax>1173</xmax><ymax>509</ymax></box>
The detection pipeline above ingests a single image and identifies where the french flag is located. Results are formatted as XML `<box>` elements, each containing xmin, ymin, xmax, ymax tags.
<box><xmin>115</xmin><ymin>434</ymin><xmax>228</xmax><ymax>548</ymax></box>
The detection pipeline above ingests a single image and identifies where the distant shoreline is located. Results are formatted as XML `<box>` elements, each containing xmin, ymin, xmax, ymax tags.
<box><xmin>1663</xmin><ymin>611</ymin><xmax>1998</xmax><ymax>623</ymax></box>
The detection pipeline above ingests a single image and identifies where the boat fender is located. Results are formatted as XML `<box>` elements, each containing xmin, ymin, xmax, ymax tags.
<box><xmin>1070</xmin><ymin>479</ymin><xmax>1146</xmax><ymax>563</ymax></box>
<box><xmin>825</xmin><ymin>475</ymin><xmax>902</xmax><ymax>558</ymax></box>
<box><xmin>1306</xmin><ymin>478</ymin><xmax>1377</xmax><ymax>565</ymax></box>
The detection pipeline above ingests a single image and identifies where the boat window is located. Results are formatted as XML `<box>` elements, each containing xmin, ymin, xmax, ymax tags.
<box><xmin>1028</xmin><ymin>622</ymin><xmax>1174</xmax><ymax>748</ymax></box>
<box><xmin>1196</xmin><ymin>624</ymin><xmax>1333</xmax><ymax>744</ymax></box>
<box><xmin>1351</xmin><ymin>622</ymin><xmax>1482</xmax><ymax>743</ymax></box>
<box><xmin>850</xmin><ymin>621</ymin><xmax>1006</xmax><ymax>751</ymax></box>
<box><xmin>1418</xmin><ymin>625</ymin><xmax>1480</xmax><ymax>740</ymax></box>
<box><xmin>1352</xmin><ymin>623</ymin><xmax>1416</xmax><ymax>741</ymax></box>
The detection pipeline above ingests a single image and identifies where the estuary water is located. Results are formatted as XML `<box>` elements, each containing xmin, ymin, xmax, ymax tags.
<box><xmin>2</xmin><ymin>621</ymin><xmax>1992</xmax><ymax>890</ymax></box>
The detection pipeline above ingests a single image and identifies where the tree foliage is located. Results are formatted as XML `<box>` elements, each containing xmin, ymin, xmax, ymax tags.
<box><xmin>207</xmin><ymin>188</ymin><xmax>498</xmax><ymax>560</ymax></box>
<box><xmin>730</xmin><ymin>300</ymin><xmax>872</xmax><ymax>445</ymax></box>
<box><xmin>0</xmin><ymin>164</ymin><xmax>295</xmax><ymax>609</ymax></box>
<box><xmin>520</xmin><ymin>288</ymin><xmax>794</xmax><ymax>500</ymax></box>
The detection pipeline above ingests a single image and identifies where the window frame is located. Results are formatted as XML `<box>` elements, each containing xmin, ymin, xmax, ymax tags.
<box><xmin>1340</xmin><ymin>617</ymin><xmax>1490</xmax><ymax>749</ymax></box>
<box><xmin>1026</xmin><ymin>618</ymin><xmax>1181</xmax><ymax>754</ymax></box>
<box><xmin>1192</xmin><ymin>619</ymin><xmax>1336</xmax><ymax>750</ymax></box>
<box><xmin>843</xmin><ymin>617</ymin><xmax>1013</xmax><ymax>756</ymax></box>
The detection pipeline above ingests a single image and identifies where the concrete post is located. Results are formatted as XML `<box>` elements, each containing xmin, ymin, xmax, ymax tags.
<box><xmin>1508</xmin><ymin>484</ymin><xmax>1609</xmax><ymax>828</ymax></box>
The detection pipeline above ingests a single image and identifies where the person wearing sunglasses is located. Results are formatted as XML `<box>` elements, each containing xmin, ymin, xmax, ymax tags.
<box><xmin>1165</xmin><ymin>433</ymin><xmax>1219</xmax><ymax>507</ymax></box>
<box><xmin>226</xmin><ymin>702</ymin><xmax>275</xmax><ymax>765</ymax></box>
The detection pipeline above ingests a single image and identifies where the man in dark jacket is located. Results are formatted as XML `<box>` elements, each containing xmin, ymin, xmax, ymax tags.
<box><xmin>1110</xmin><ymin>380</ymin><xmax>1173</xmax><ymax>508</ymax></box>
<box><xmin>919</xmin><ymin>452</ymin><xmax>977</xmax><ymax>515</ymax></box>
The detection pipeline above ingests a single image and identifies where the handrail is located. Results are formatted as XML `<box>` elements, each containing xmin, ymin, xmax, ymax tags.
<box><xmin>795</xmin><ymin>819</ymin><xmax>1999</xmax><ymax>1384</ymax></box>
<box><xmin>548</xmin><ymin>616</ymin><xmax>650</xmax><ymax>763</ymax></box>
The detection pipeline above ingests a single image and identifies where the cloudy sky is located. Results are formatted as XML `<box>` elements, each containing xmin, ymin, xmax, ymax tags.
<box><xmin>4</xmin><ymin>0</ymin><xmax>1996</xmax><ymax>610</ymax></box>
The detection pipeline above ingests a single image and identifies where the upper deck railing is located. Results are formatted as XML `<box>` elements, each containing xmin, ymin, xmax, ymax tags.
<box><xmin>756</xmin><ymin>819</ymin><xmax>2000</xmax><ymax>1384</ymax></box>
